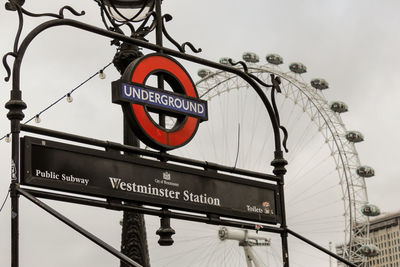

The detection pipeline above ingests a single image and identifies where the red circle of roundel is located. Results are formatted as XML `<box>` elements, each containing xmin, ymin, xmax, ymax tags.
<box><xmin>125</xmin><ymin>54</ymin><xmax>200</xmax><ymax>150</ymax></box>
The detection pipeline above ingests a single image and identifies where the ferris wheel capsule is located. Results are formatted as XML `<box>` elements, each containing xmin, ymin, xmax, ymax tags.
<box><xmin>361</xmin><ymin>204</ymin><xmax>381</xmax><ymax>216</ymax></box>
<box><xmin>266</xmin><ymin>54</ymin><xmax>283</xmax><ymax>65</ymax></box>
<box><xmin>360</xmin><ymin>244</ymin><xmax>380</xmax><ymax>257</ymax></box>
<box><xmin>356</xmin><ymin>165</ymin><xmax>375</xmax><ymax>178</ymax></box>
<box><xmin>289</xmin><ymin>62</ymin><xmax>307</xmax><ymax>74</ymax></box>
<box><xmin>330</xmin><ymin>101</ymin><xmax>348</xmax><ymax>113</ymax></box>
<box><xmin>219</xmin><ymin>57</ymin><xmax>232</xmax><ymax>65</ymax></box>
<box><xmin>345</xmin><ymin>131</ymin><xmax>364</xmax><ymax>143</ymax></box>
<box><xmin>242</xmin><ymin>52</ymin><xmax>259</xmax><ymax>63</ymax></box>
<box><xmin>197</xmin><ymin>68</ymin><xmax>212</xmax><ymax>78</ymax></box>
<box><xmin>310</xmin><ymin>78</ymin><xmax>329</xmax><ymax>90</ymax></box>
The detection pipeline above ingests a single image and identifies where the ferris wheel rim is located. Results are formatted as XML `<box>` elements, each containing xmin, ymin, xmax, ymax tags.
<box><xmin>195</xmin><ymin>62</ymin><xmax>370</xmax><ymax>265</ymax></box>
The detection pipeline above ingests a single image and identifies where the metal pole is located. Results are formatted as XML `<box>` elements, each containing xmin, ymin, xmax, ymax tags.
<box><xmin>287</xmin><ymin>228</ymin><xmax>357</xmax><ymax>267</ymax></box>
<box><xmin>115</xmin><ymin>21</ymin><xmax>151</xmax><ymax>266</ymax></box>
<box><xmin>271</xmin><ymin>150</ymin><xmax>289</xmax><ymax>267</ymax></box>
<box><xmin>279</xmin><ymin>192</ymin><xmax>289</xmax><ymax>267</ymax></box>
<box><xmin>120</xmin><ymin>118</ymin><xmax>151</xmax><ymax>267</ymax></box>
<box><xmin>10</xmin><ymin>183</ymin><xmax>19</xmax><ymax>267</ymax></box>
<box><xmin>5</xmin><ymin>59</ymin><xmax>27</xmax><ymax>267</ymax></box>
<box><xmin>153</xmin><ymin>0</ymin><xmax>176</xmax><ymax>245</ymax></box>
<box><xmin>155</xmin><ymin>0</ymin><xmax>165</xmax><ymax>128</ymax></box>
<box><xmin>11</xmin><ymin>136</ymin><xmax>19</xmax><ymax>267</ymax></box>
<box><xmin>155</xmin><ymin>0</ymin><xmax>163</xmax><ymax>48</ymax></box>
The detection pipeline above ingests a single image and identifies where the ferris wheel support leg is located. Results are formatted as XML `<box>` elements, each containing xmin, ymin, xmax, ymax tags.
<box><xmin>243</xmin><ymin>246</ymin><xmax>254</xmax><ymax>267</ymax></box>
<box><xmin>245</xmin><ymin>246</ymin><xmax>265</xmax><ymax>267</ymax></box>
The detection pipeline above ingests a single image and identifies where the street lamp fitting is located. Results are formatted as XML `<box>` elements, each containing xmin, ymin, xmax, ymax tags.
<box><xmin>102</xmin><ymin>0</ymin><xmax>155</xmax><ymax>22</ymax></box>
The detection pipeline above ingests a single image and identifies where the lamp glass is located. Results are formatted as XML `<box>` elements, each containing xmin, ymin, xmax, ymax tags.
<box><xmin>103</xmin><ymin>0</ymin><xmax>155</xmax><ymax>22</ymax></box>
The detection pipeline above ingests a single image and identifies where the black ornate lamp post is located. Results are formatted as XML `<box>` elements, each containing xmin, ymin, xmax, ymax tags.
<box><xmin>100</xmin><ymin>2</ymin><xmax>175</xmax><ymax>265</ymax></box>
<box><xmin>98</xmin><ymin>1</ymin><xmax>171</xmax><ymax>266</ymax></box>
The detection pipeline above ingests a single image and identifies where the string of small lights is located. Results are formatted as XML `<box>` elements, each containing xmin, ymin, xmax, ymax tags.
<box><xmin>0</xmin><ymin>62</ymin><xmax>113</xmax><ymax>142</ymax></box>
<box><xmin>0</xmin><ymin>190</ymin><xmax>10</xmax><ymax>213</ymax></box>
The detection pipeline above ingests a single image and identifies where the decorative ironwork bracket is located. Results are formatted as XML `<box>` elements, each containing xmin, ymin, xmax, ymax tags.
<box><xmin>3</xmin><ymin>0</ymin><xmax>85</xmax><ymax>82</ymax></box>
<box><xmin>228</xmin><ymin>58</ymin><xmax>289</xmax><ymax>153</ymax></box>
<box><xmin>94</xmin><ymin>0</ymin><xmax>202</xmax><ymax>54</ymax></box>
<box><xmin>161</xmin><ymin>14</ymin><xmax>202</xmax><ymax>53</ymax></box>
<box><xmin>3</xmin><ymin>0</ymin><xmax>282</xmax><ymax>156</ymax></box>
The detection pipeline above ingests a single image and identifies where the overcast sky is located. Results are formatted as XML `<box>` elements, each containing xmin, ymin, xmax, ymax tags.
<box><xmin>1</xmin><ymin>0</ymin><xmax>399</xmax><ymax>266</ymax></box>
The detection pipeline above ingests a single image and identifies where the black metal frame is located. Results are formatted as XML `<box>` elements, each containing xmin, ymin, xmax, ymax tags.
<box><xmin>2</xmin><ymin>0</ymin><xmax>356</xmax><ymax>266</ymax></box>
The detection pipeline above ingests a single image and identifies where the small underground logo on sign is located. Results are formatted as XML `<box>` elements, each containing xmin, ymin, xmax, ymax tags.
<box><xmin>262</xmin><ymin>201</ymin><xmax>272</xmax><ymax>215</ymax></box>
<box><xmin>163</xmin><ymin>171</ymin><xmax>171</xmax><ymax>181</ymax></box>
<box><xmin>112</xmin><ymin>53</ymin><xmax>208</xmax><ymax>150</ymax></box>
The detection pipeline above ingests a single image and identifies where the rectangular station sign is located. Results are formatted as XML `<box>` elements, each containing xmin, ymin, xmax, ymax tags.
<box><xmin>20</xmin><ymin>136</ymin><xmax>281</xmax><ymax>224</ymax></box>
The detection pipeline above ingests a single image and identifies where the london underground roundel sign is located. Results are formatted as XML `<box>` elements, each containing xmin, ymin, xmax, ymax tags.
<box><xmin>112</xmin><ymin>53</ymin><xmax>208</xmax><ymax>150</ymax></box>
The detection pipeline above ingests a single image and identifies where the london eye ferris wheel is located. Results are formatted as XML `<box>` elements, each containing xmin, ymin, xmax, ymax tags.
<box><xmin>146</xmin><ymin>52</ymin><xmax>380</xmax><ymax>267</ymax></box>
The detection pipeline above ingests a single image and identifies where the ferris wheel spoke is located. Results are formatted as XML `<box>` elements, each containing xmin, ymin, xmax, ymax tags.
<box><xmin>198</xmin><ymin>242</ymin><xmax>224</xmax><ymax>267</ymax></box>
<box><xmin>242</xmin><ymin>101</ymin><xmax>263</xmax><ymax>167</ymax></box>
<box><xmin>285</xmin><ymin>106</ymin><xmax>306</xmax><ymax>134</ymax></box>
<box><xmin>268</xmin><ymin>245</ymin><xmax>283</xmax><ymax>266</ymax></box>
<box><xmin>286</xmin><ymin>169</ymin><xmax>336</xmax><ymax>205</ymax></box>
<box><xmin>251</xmin><ymin>250</ymin><xmax>269</xmax><ymax>267</ymax></box>
<box><xmin>294</xmin><ymin>220</ymin><xmax>345</xmax><ymax>228</ymax></box>
<box><xmin>286</xmin><ymin>123</ymin><xmax>320</xmax><ymax>163</ymax></box>
<box><xmin>288</xmin><ymin>183</ymin><xmax>340</xmax><ymax>209</ymax></box>
<box><xmin>289</xmin><ymin>199</ymin><xmax>343</xmax><ymax>221</ymax></box>
<box><xmin>286</xmin><ymin>154</ymin><xmax>331</xmax><ymax>190</ymax></box>
<box><xmin>223</xmin><ymin>242</ymin><xmax>244</xmax><ymax>266</ymax></box>
<box><xmin>283</xmin><ymin>101</ymin><xmax>297</xmax><ymax>127</ymax></box>
<box><xmin>151</xmin><ymin>238</ymin><xmax>216</xmax><ymax>266</ymax></box>
<box><xmin>292</xmin><ymin>246</ymin><xmax>332</xmax><ymax>262</ymax></box>
<box><xmin>221</xmin><ymin>95</ymin><xmax>234</xmax><ymax>163</ymax></box>
<box><xmin>293</xmin><ymin>215</ymin><xmax>343</xmax><ymax>225</ymax></box>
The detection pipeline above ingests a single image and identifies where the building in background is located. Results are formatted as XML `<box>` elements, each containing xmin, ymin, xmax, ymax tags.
<box><xmin>368</xmin><ymin>211</ymin><xmax>400</xmax><ymax>266</ymax></box>
<box><xmin>335</xmin><ymin>211</ymin><xmax>400</xmax><ymax>266</ymax></box>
